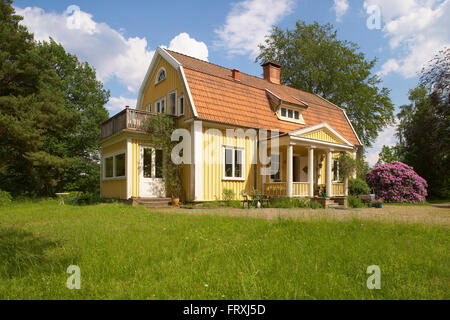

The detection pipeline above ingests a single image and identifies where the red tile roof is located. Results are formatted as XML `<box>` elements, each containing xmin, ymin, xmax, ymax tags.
<box><xmin>166</xmin><ymin>50</ymin><xmax>361</xmax><ymax>146</ymax></box>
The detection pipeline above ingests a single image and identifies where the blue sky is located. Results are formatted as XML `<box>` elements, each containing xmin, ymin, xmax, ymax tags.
<box><xmin>13</xmin><ymin>0</ymin><xmax>450</xmax><ymax>165</ymax></box>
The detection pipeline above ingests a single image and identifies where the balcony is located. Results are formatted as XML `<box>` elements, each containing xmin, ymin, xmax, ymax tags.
<box><xmin>101</xmin><ymin>108</ymin><xmax>156</xmax><ymax>140</ymax></box>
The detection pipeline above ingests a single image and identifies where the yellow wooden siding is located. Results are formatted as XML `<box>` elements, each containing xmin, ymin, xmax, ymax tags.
<box><xmin>140</xmin><ymin>57</ymin><xmax>192</xmax><ymax>122</ymax></box>
<box><xmin>202</xmin><ymin>128</ymin><xmax>257</xmax><ymax>201</ymax></box>
<box><xmin>301</xmin><ymin>130</ymin><xmax>342</xmax><ymax>144</ymax></box>
<box><xmin>103</xmin><ymin>180</ymin><xmax>126</xmax><ymax>199</ymax></box>
<box><xmin>293</xmin><ymin>183</ymin><xmax>309</xmax><ymax>196</ymax></box>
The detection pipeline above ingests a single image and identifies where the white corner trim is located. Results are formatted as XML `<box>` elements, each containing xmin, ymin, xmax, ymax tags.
<box><xmin>289</xmin><ymin>122</ymin><xmax>353</xmax><ymax>147</ymax></box>
<box><xmin>126</xmin><ymin>139</ymin><xmax>132</xmax><ymax>199</ymax></box>
<box><xmin>179</xmin><ymin>65</ymin><xmax>199</xmax><ymax>118</ymax></box>
<box><xmin>314</xmin><ymin>93</ymin><xmax>363</xmax><ymax>146</ymax></box>
<box><xmin>192</xmin><ymin>121</ymin><xmax>203</xmax><ymax>200</ymax></box>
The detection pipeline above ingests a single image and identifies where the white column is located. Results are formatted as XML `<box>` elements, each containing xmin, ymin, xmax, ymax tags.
<box><xmin>126</xmin><ymin>139</ymin><xmax>132</xmax><ymax>199</ymax></box>
<box><xmin>287</xmin><ymin>144</ymin><xmax>293</xmax><ymax>198</ymax></box>
<box><xmin>191</xmin><ymin>121</ymin><xmax>203</xmax><ymax>201</ymax></box>
<box><xmin>326</xmin><ymin>150</ymin><xmax>333</xmax><ymax>198</ymax></box>
<box><xmin>308</xmin><ymin>147</ymin><xmax>314</xmax><ymax>197</ymax></box>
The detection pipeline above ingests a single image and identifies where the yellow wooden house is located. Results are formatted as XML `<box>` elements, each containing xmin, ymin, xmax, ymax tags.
<box><xmin>99</xmin><ymin>47</ymin><xmax>362</xmax><ymax>205</ymax></box>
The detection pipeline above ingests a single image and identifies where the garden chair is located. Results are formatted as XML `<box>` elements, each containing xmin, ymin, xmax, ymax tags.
<box><xmin>69</xmin><ymin>192</ymin><xmax>81</xmax><ymax>206</ymax></box>
<box><xmin>240</xmin><ymin>190</ymin><xmax>252</xmax><ymax>209</ymax></box>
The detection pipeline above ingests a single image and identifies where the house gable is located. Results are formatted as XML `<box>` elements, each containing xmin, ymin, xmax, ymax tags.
<box><xmin>289</xmin><ymin>122</ymin><xmax>353</xmax><ymax>146</ymax></box>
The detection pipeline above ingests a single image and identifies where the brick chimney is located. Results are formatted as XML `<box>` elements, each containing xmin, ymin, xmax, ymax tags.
<box><xmin>232</xmin><ymin>69</ymin><xmax>240</xmax><ymax>81</ymax></box>
<box><xmin>262</xmin><ymin>61</ymin><xmax>281</xmax><ymax>84</ymax></box>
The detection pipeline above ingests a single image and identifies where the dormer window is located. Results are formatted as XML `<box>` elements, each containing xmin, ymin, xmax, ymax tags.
<box><xmin>278</xmin><ymin>106</ymin><xmax>305</xmax><ymax>124</ymax></box>
<box><xmin>155</xmin><ymin>68</ymin><xmax>166</xmax><ymax>84</ymax></box>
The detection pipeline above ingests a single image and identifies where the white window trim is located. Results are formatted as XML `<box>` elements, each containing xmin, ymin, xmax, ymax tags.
<box><xmin>222</xmin><ymin>146</ymin><xmax>245</xmax><ymax>181</ymax></box>
<box><xmin>103</xmin><ymin>150</ymin><xmax>126</xmax><ymax>181</ymax></box>
<box><xmin>277</xmin><ymin>107</ymin><xmax>305</xmax><ymax>124</ymax></box>
<box><xmin>155</xmin><ymin>96</ymin><xmax>166</xmax><ymax>114</ymax></box>
<box><xmin>168</xmin><ymin>90</ymin><xmax>177</xmax><ymax>116</ymax></box>
<box><xmin>155</xmin><ymin>67</ymin><xmax>167</xmax><ymax>85</ymax></box>
<box><xmin>178</xmin><ymin>94</ymin><xmax>185</xmax><ymax>116</ymax></box>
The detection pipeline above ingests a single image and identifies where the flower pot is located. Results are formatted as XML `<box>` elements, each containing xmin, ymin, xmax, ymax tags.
<box><xmin>172</xmin><ymin>197</ymin><xmax>180</xmax><ymax>207</ymax></box>
<box><xmin>322</xmin><ymin>193</ymin><xmax>327</xmax><ymax>198</ymax></box>
<box><xmin>376</xmin><ymin>203</ymin><xmax>383</xmax><ymax>209</ymax></box>
<box><xmin>368</xmin><ymin>203</ymin><xmax>373</xmax><ymax>208</ymax></box>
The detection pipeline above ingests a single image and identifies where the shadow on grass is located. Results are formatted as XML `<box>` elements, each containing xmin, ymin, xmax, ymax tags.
<box><xmin>0</xmin><ymin>226</ymin><xmax>74</xmax><ymax>279</ymax></box>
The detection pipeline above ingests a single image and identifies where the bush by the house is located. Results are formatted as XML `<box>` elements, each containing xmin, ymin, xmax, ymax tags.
<box><xmin>222</xmin><ymin>189</ymin><xmax>235</xmax><ymax>202</ymax></box>
<box><xmin>349</xmin><ymin>178</ymin><xmax>371</xmax><ymax>196</ymax></box>
<box><xmin>0</xmin><ymin>190</ymin><xmax>12</xmax><ymax>206</ymax></box>
<box><xmin>366</xmin><ymin>162</ymin><xmax>428</xmax><ymax>203</ymax></box>
<box><xmin>348</xmin><ymin>196</ymin><xmax>364</xmax><ymax>208</ymax></box>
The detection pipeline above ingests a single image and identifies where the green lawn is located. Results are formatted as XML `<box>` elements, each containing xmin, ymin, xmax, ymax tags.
<box><xmin>0</xmin><ymin>200</ymin><xmax>448</xmax><ymax>300</ymax></box>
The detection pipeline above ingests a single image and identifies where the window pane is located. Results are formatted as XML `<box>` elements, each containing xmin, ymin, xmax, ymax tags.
<box><xmin>288</xmin><ymin>109</ymin><xmax>293</xmax><ymax>118</ymax></box>
<box><xmin>235</xmin><ymin>150</ymin><xmax>242</xmax><ymax>178</ymax></box>
<box><xmin>156</xmin><ymin>102</ymin><xmax>160</xmax><ymax>113</ymax></box>
<box><xmin>155</xmin><ymin>149</ymin><xmax>163</xmax><ymax>178</ymax></box>
<box><xmin>115</xmin><ymin>153</ymin><xmax>126</xmax><ymax>177</ymax></box>
<box><xmin>143</xmin><ymin>148</ymin><xmax>152</xmax><ymax>178</ymax></box>
<box><xmin>179</xmin><ymin>97</ymin><xmax>184</xmax><ymax>115</ymax></box>
<box><xmin>158</xmin><ymin>70</ymin><xmax>166</xmax><ymax>82</ymax></box>
<box><xmin>281</xmin><ymin>108</ymin><xmax>287</xmax><ymax>117</ymax></box>
<box><xmin>294</xmin><ymin>111</ymin><xmax>300</xmax><ymax>120</ymax></box>
<box><xmin>105</xmin><ymin>157</ymin><xmax>113</xmax><ymax>178</ymax></box>
<box><xmin>270</xmin><ymin>154</ymin><xmax>280</xmax><ymax>181</ymax></box>
<box><xmin>169</xmin><ymin>93</ymin><xmax>176</xmax><ymax>115</ymax></box>
<box><xmin>161</xmin><ymin>99</ymin><xmax>165</xmax><ymax>113</ymax></box>
<box><xmin>225</xmin><ymin>148</ymin><xmax>233</xmax><ymax>177</ymax></box>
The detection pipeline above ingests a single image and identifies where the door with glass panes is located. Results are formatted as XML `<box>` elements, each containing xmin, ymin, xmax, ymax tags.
<box><xmin>140</xmin><ymin>146</ymin><xmax>166</xmax><ymax>198</ymax></box>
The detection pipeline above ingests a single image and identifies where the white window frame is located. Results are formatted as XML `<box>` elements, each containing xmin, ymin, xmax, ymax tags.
<box><xmin>103</xmin><ymin>150</ymin><xmax>126</xmax><ymax>181</ymax></box>
<box><xmin>178</xmin><ymin>94</ymin><xmax>185</xmax><ymax>116</ymax></box>
<box><xmin>168</xmin><ymin>90</ymin><xmax>177</xmax><ymax>116</ymax></box>
<box><xmin>155</xmin><ymin>96</ymin><xmax>166</xmax><ymax>114</ymax></box>
<box><xmin>278</xmin><ymin>107</ymin><xmax>305</xmax><ymax>124</ymax></box>
<box><xmin>155</xmin><ymin>67</ymin><xmax>166</xmax><ymax>85</ymax></box>
<box><xmin>222</xmin><ymin>146</ymin><xmax>245</xmax><ymax>181</ymax></box>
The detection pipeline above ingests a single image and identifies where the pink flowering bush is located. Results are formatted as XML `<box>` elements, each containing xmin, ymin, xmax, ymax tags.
<box><xmin>366</xmin><ymin>162</ymin><xmax>428</xmax><ymax>203</ymax></box>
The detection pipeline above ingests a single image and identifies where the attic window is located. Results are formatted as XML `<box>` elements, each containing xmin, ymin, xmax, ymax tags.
<box><xmin>155</xmin><ymin>68</ymin><xmax>166</xmax><ymax>84</ymax></box>
<box><xmin>278</xmin><ymin>106</ymin><xmax>305</xmax><ymax>124</ymax></box>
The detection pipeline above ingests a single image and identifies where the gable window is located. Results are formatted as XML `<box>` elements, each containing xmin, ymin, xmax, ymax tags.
<box><xmin>178</xmin><ymin>96</ymin><xmax>185</xmax><ymax>116</ymax></box>
<box><xmin>156</xmin><ymin>68</ymin><xmax>166</xmax><ymax>84</ymax></box>
<box><xmin>104</xmin><ymin>151</ymin><xmax>126</xmax><ymax>180</ymax></box>
<box><xmin>155</xmin><ymin>96</ymin><xmax>166</xmax><ymax>114</ymax></box>
<box><xmin>168</xmin><ymin>91</ymin><xmax>176</xmax><ymax>115</ymax></box>
<box><xmin>288</xmin><ymin>109</ymin><xmax>293</xmax><ymax>118</ymax></box>
<box><xmin>223</xmin><ymin>146</ymin><xmax>244</xmax><ymax>180</ymax></box>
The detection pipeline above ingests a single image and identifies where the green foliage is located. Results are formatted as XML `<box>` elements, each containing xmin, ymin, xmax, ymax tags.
<box><xmin>144</xmin><ymin>113</ymin><xmax>183</xmax><ymax>199</ymax></box>
<box><xmin>222</xmin><ymin>188</ymin><xmax>235</xmax><ymax>202</ymax></box>
<box><xmin>269</xmin><ymin>197</ymin><xmax>320</xmax><ymax>209</ymax></box>
<box><xmin>348</xmin><ymin>178</ymin><xmax>371</xmax><ymax>196</ymax></box>
<box><xmin>0</xmin><ymin>190</ymin><xmax>12</xmax><ymax>206</ymax></box>
<box><xmin>377</xmin><ymin>145</ymin><xmax>402</xmax><ymax>165</ymax></box>
<box><xmin>337</xmin><ymin>152</ymin><xmax>356</xmax><ymax>179</ymax></box>
<box><xmin>256</xmin><ymin>21</ymin><xmax>394</xmax><ymax>147</ymax></box>
<box><xmin>356</xmin><ymin>157</ymin><xmax>371</xmax><ymax>180</ymax></box>
<box><xmin>0</xmin><ymin>3</ymin><xmax>109</xmax><ymax>196</ymax></box>
<box><xmin>309</xmin><ymin>201</ymin><xmax>323</xmax><ymax>210</ymax></box>
<box><xmin>348</xmin><ymin>196</ymin><xmax>364</xmax><ymax>208</ymax></box>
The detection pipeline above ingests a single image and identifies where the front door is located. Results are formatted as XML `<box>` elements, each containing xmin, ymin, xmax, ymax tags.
<box><xmin>140</xmin><ymin>146</ymin><xmax>166</xmax><ymax>198</ymax></box>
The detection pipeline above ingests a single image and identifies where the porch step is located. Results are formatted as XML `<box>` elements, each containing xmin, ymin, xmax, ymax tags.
<box><xmin>132</xmin><ymin>197</ymin><xmax>172</xmax><ymax>208</ymax></box>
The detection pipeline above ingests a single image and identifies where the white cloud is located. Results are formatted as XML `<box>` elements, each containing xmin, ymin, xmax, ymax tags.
<box><xmin>105</xmin><ymin>97</ymin><xmax>137</xmax><ymax>115</ymax></box>
<box><xmin>365</xmin><ymin>0</ymin><xmax>450</xmax><ymax>78</ymax></box>
<box><xmin>366</xmin><ymin>123</ymin><xmax>398</xmax><ymax>166</ymax></box>
<box><xmin>214</xmin><ymin>0</ymin><xmax>295</xmax><ymax>57</ymax></box>
<box><xmin>334</xmin><ymin>0</ymin><xmax>350</xmax><ymax>22</ymax></box>
<box><xmin>165</xmin><ymin>32</ymin><xmax>209</xmax><ymax>61</ymax></box>
<box><xmin>15</xmin><ymin>6</ymin><xmax>208</xmax><ymax>93</ymax></box>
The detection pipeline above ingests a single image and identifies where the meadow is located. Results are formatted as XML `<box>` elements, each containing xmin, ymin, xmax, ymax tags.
<box><xmin>0</xmin><ymin>200</ymin><xmax>448</xmax><ymax>299</ymax></box>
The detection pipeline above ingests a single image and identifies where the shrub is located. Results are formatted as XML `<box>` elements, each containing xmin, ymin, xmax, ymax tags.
<box><xmin>348</xmin><ymin>196</ymin><xmax>364</xmax><ymax>208</ymax></box>
<box><xmin>366</xmin><ymin>161</ymin><xmax>428</xmax><ymax>203</ymax></box>
<box><xmin>222</xmin><ymin>189</ymin><xmax>235</xmax><ymax>202</ymax></box>
<box><xmin>349</xmin><ymin>178</ymin><xmax>371</xmax><ymax>196</ymax></box>
<box><xmin>0</xmin><ymin>190</ymin><xmax>12</xmax><ymax>206</ymax></box>
<box><xmin>309</xmin><ymin>201</ymin><xmax>323</xmax><ymax>210</ymax></box>
<box><xmin>298</xmin><ymin>198</ymin><xmax>311</xmax><ymax>208</ymax></box>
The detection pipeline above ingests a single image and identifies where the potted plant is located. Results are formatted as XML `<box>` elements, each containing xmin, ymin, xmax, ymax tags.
<box><xmin>375</xmin><ymin>199</ymin><xmax>383</xmax><ymax>209</ymax></box>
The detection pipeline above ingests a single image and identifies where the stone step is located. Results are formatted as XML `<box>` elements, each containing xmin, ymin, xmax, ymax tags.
<box><xmin>132</xmin><ymin>198</ymin><xmax>172</xmax><ymax>208</ymax></box>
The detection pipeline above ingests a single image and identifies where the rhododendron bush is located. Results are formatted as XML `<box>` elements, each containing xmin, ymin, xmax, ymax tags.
<box><xmin>366</xmin><ymin>162</ymin><xmax>428</xmax><ymax>203</ymax></box>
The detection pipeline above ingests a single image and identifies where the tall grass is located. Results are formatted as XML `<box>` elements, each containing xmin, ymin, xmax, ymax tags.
<box><xmin>0</xmin><ymin>200</ymin><xmax>448</xmax><ymax>299</ymax></box>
